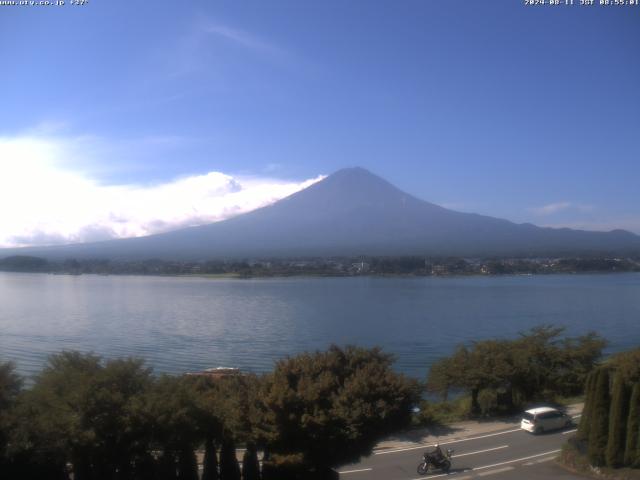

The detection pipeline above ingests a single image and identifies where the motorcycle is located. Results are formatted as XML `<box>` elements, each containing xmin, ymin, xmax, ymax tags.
<box><xmin>417</xmin><ymin>448</ymin><xmax>453</xmax><ymax>475</ymax></box>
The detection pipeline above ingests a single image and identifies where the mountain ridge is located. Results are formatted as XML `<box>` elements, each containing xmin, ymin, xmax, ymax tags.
<box><xmin>1</xmin><ymin>167</ymin><xmax>639</xmax><ymax>260</ymax></box>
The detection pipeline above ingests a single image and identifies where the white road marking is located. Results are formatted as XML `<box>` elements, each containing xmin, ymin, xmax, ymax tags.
<box><xmin>477</xmin><ymin>466</ymin><xmax>514</xmax><ymax>476</ymax></box>
<box><xmin>562</xmin><ymin>428</ymin><xmax>578</xmax><ymax>435</ymax></box>
<box><xmin>473</xmin><ymin>449</ymin><xmax>561</xmax><ymax>471</ymax></box>
<box><xmin>523</xmin><ymin>456</ymin><xmax>556</xmax><ymax>466</ymax></box>
<box><xmin>410</xmin><ymin>469</ymin><xmax>473</xmax><ymax>480</ymax></box>
<box><xmin>455</xmin><ymin>445</ymin><xmax>509</xmax><ymax>458</ymax></box>
<box><xmin>338</xmin><ymin>467</ymin><xmax>373</xmax><ymax>474</ymax></box>
<box><xmin>405</xmin><ymin>447</ymin><xmax>508</xmax><ymax>479</ymax></box>
<box><xmin>375</xmin><ymin>428</ymin><xmax>522</xmax><ymax>455</ymax></box>
<box><xmin>410</xmin><ymin>472</ymin><xmax>452</xmax><ymax>479</ymax></box>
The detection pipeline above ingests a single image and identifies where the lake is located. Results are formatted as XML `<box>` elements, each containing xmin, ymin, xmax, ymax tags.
<box><xmin>1</xmin><ymin>272</ymin><xmax>639</xmax><ymax>379</ymax></box>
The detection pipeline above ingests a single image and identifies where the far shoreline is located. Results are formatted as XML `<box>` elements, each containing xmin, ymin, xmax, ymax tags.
<box><xmin>1</xmin><ymin>269</ymin><xmax>640</xmax><ymax>281</ymax></box>
<box><xmin>1</xmin><ymin>253</ymin><xmax>639</xmax><ymax>279</ymax></box>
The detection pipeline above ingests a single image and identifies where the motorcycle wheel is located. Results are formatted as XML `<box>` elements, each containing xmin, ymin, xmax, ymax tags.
<box><xmin>417</xmin><ymin>461</ymin><xmax>430</xmax><ymax>475</ymax></box>
<box><xmin>443</xmin><ymin>459</ymin><xmax>451</xmax><ymax>473</ymax></box>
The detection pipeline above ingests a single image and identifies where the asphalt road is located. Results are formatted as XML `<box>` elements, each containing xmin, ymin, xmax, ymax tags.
<box><xmin>338</xmin><ymin>425</ymin><xmax>586</xmax><ymax>480</ymax></box>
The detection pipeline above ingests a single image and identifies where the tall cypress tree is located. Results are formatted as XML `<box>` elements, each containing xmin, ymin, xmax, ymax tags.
<box><xmin>577</xmin><ymin>370</ymin><xmax>597</xmax><ymax>442</ymax></box>
<box><xmin>588</xmin><ymin>367</ymin><xmax>611</xmax><ymax>467</ymax></box>
<box><xmin>220</xmin><ymin>439</ymin><xmax>241</xmax><ymax>480</ymax></box>
<box><xmin>158</xmin><ymin>452</ymin><xmax>177</xmax><ymax>480</ymax></box>
<box><xmin>133</xmin><ymin>453</ymin><xmax>158</xmax><ymax>480</ymax></box>
<box><xmin>624</xmin><ymin>383</ymin><xmax>640</xmax><ymax>467</ymax></box>
<box><xmin>242</xmin><ymin>443</ymin><xmax>260</xmax><ymax>480</ymax></box>
<box><xmin>606</xmin><ymin>373</ymin><xmax>629</xmax><ymax>468</ymax></box>
<box><xmin>177</xmin><ymin>448</ymin><xmax>199</xmax><ymax>480</ymax></box>
<box><xmin>202</xmin><ymin>438</ymin><xmax>219</xmax><ymax>480</ymax></box>
<box><xmin>260</xmin><ymin>450</ymin><xmax>275</xmax><ymax>480</ymax></box>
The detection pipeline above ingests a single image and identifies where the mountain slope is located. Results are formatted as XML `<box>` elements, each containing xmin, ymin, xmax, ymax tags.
<box><xmin>2</xmin><ymin>167</ymin><xmax>639</xmax><ymax>260</ymax></box>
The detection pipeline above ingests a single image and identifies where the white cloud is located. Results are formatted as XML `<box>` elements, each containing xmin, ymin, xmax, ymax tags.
<box><xmin>203</xmin><ymin>24</ymin><xmax>288</xmax><ymax>60</ymax></box>
<box><xmin>166</xmin><ymin>19</ymin><xmax>296</xmax><ymax>79</ymax></box>
<box><xmin>530</xmin><ymin>201</ymin><xmax>593</xmax><ymax>216</ymax></box>
<box><xmin>0</xmin><ymin>135</ymin><xmax>324</xmax><ymax>248</ymax></box>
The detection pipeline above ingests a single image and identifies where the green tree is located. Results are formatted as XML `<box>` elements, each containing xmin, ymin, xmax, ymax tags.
<box><xmin>133</xmin><ymin>452</ymin><xmax>158</xmax><ymax>480</ymax></box>
<box><xmin>556</xmin><ymin>332</ymin><xmax>607</xmax><ymax>396</ymax></box>
<box><xmin>202</xmin><ymin>438</ymin><xmax>219</xmax><ymax>480</ymax></box>
<box><xmin>85</xmin><ymin>357</ymin><xmax>154</xmax><ymax>478</ymax></box>
<box><xmin>577</xmin><ymin>370</ymin><xmax>597</xmax><ymax>442</ymax></box>
<box><xmin>624</xmin><ymin>383</ymin><xmax>640</xmax><ymax>467</ymax></box>
<box><xmin>11</xmin><ymin>351</ymin><xmax>102</xmax><ymax>479</ymax></box>
<box><xmin>427</xmin><ymin>326</ymin><xmax>606</xmax><ymax>415</ymax></box>
<box><xmin>220</xmin><ymin>439</ymin><xmax>241</xmax><ymax>480</ymax></box>
<box><xmin>157</xmin><ymin>452</ymin><xmax>177</xmax><ymax>480</ymax></box>
<box><xmin>146</xmin><ymin>376</ymin><xmax>203</xmax><ymax>478</ymax></box>
<box><xmin>611</xmin><ymin>349</ymin><xmax>640</xmax><ymax>384</ymax></box>
<box><xmin>0</xmin><ymin>362</ymin><xmax>22</xmax><ymax>474</ymax></box>
<box><xmin>0</xmin><ymin>361</ymin><xmax>21</xmax><ymax>410</ymax></box>
<box><xmin>606</xmin><ymin>372</ymin><xmax>630</xmax><ymax>468</ymax></box>
<box><xmin>426</xmin><ymin>353</ymin><xmax>464</xmax><ymax>403</ymax></box>
<box><xmin>242</xmin><ymin>443</ymin><xmax>260</xmax><ymax>480</ymax></box>
<box><xmin>259</xmin><ymin>345</ymin><xmax>419</xmax><ymax>472</ymax></box>
<box><xmin>7</xmin><ymin>352</ymin><xmax>154</xmax><ymax>480</ymax></box>
<box><xmin>587</xmin><ymin>367</ymin><xmax>611</xmax><ymax>467</ymax></box>
<box><xmin>177</xmin><ymin>447</ymin><xmax>199</xmax><ymax>480</ymax></box>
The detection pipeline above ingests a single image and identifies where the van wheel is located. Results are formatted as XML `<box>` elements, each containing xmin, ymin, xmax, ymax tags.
<box><xmin>535</xmin><ymin>426</ymin><xmax>544</xmax><ymax>434</ymax></box>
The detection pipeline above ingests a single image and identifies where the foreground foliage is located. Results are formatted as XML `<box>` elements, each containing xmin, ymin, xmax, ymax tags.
<box><xmin>257</xmin><ymin>345</ymin><xmax>420</xmax><ymax>471</ymax></box>
<box><xmin>427</xmin><ymin>326</ymin><xmax>606</xmax><ymax>415</ymax></box>
<box><xmin>0</xmin><ymin>345</ymin><xmax>417</xmax><ymax>479</ymax></box>
<box><xmin>576</xmin><ymin>348</ymin><xmax>640</xmax><ymax>469</ymax></box>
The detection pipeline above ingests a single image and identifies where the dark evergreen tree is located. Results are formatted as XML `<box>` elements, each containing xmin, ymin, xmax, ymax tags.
<box><xmin>624</xmin><ymin>383</ymin><xmax>640</xmax><ymax>467</ymax></box>
<box><xmin>220</xmin><ymin>439</ymin><xmax>241</xmax><ymax>480</ymax></box>
<box><xmin>73</xmin><ymin>453</ymin><xmax>92</xmax><ymax>480</ymax></box>
<box><xmin>577</xmin><ymin>370</ymin><xmax>596</xmax><ymax>442</ymax></box>
<box><xmin>242</xmin><ymin>443</ymin><xmax>260</xmax><ymax>480</ymax></box>
<box><xmin>177</xmin><ymin>448</ymin><xmax>199</xmax><ymax>480</ymax></box>
<box><xmin>158</xmin><ymin>452</ymin><xmax>177</xmax><ymax>480</ymax></box>
<box><xmin>133</xmin><ymin>453</ymin><xmax>158</xmax><ymax>480</ymax></box>
<box><xmin>588</xmin><ymin>368</ymin><xmax>611</xmax><ymax>467</ymax></box>
<box><xmin>606</xmin><ymin>373</ymin><xmax>630</xmax><ymax>467</ymax></box>
<box><xmin>202</xmin><ymin>438</ymin><xmax>219</xmax><ymax>480</ymax></box>
<box><xmin>260</xmin><ymin>450</ymin><xmax>276</xmax><ymax>480</ymax></box>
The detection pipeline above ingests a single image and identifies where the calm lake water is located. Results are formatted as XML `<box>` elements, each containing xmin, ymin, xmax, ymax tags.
<box><xmin>1</xmin><ymin>272</ymin><xmax>639</xmax><ymax>379</ymax></box>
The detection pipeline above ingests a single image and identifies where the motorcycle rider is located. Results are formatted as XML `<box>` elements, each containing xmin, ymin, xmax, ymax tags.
<box><xmin>418</xmin><ymin>442</ymin><xmax>452</xmax><ymax>475</ymax></box>
<box><xmin>429</xmin><ymin>443</ymin><xmax>445</xmax><ymax>464</ymax></box>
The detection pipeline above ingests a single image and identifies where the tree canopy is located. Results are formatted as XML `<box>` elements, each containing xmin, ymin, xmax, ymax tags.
<box><xmin>258</xmin><ymin>345</ymin><xmax>420</xmax><ymax>470</ymax></box>
<box><xmin>427</xmin><ymin>326</ymin><xmax>606</xmax><ymax>414</ymax></box>
<box><xmin>0</xmin><ymin>345</ymin><xmax>420</xmax><ymax>478</ymax></box>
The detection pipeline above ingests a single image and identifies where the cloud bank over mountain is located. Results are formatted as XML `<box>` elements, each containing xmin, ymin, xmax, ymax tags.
<box><xmin>0</xmin><ymin>135</ymin><xmax>323</xmax><ymax>247</ymax></box>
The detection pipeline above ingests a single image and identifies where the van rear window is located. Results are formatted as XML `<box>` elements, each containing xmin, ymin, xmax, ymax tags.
<box><xmin>522</xmin><ymin>412</ymin><xmax>535</xmax><ymax>421</ymax></box>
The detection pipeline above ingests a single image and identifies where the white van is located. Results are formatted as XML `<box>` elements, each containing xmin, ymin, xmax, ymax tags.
<box><xmin>520</xmin><ymin>407</ymin><xmax>572</xmax><ymax>434</ymax></box>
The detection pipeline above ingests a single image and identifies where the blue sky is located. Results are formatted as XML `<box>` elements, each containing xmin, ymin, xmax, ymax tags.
<box><xmin>1</xmin><ymin>0</ymin><xmax>639</xmax><ymax>246</ymax></box>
